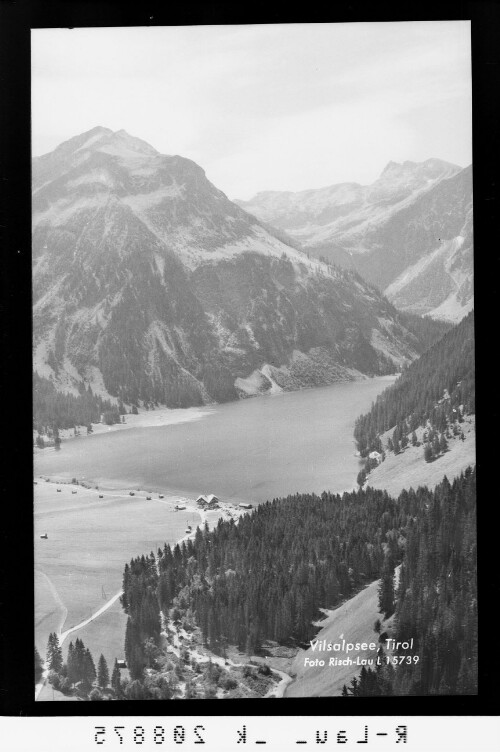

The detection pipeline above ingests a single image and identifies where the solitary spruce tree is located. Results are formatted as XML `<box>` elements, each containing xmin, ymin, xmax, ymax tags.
<box><xmin>97</xmin><ymin>654</ymin><xmax>109</xmax><ymax>688</ymax></box>
<box><xmin>82</xmin><ymin>648</ymin><xmax>97</xmax><ymax>692</ymax></box>
<box><xmin>111</xmin><ymin>660</ymin><xmax>122</xmax><ymax>696</ymax></box>
<box><xmin>424</xmin><ymin>443</ymin><xmax>434</xmax><ymax>463</ymax></box>
<box><xmin>357</xmin><ymin>468</ymin><xmax>367</xmax><ymax>487</ymax></box>
<box><xmin>46</xmin><ymin>633</ymin><xmax>63</xmax><ymax>672</ymax></box>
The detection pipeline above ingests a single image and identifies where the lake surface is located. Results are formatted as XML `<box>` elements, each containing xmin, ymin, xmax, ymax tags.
<box><xmin>35</xmin><ymin>377</ymin><xmax>395</xmax><ymax>503</ymax></box>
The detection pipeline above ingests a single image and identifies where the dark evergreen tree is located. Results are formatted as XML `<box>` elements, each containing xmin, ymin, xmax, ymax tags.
<box><xmin>82</xmin><ymin>648</ymin><xmax>97</xmax><ymax>692</ymax></box>
<box><xmin>424</xmin><ymin>443</ymin><xmax>434</xmax><ymax>463</ymax></box>
<box><xmin>392</xmin><ymin>430</ymin><xmax>401</xmax><ymax>455</ymax></box>
<box><xmin>35</xmin><ymin>647</ymin><xmax>44</xmax><ymax>684</ymax></box>
<box><xmin>432</xmin><ymin>435</ymin><xmax>440</xmax><ymax>458</ymax></box>
<box><xmin>378</xmin><ymin>562</ymin><xmax>395</xmax><ymax>618</ymax></box>
<box><xmin>357</xmin><ymin>468</ymin><xmax>367</xmax><ymax>487</ymax></box>
<box><xmin>111</xmin><ymin>660</ymin><xmax>122</xmax><ymax>696</ymax></box>
<box><xmin>97</xmin><ymin>654</ymin><xmax>109</xmax><ymax>688</ymax></box>
<box><xmin>46</xmin><ymin>633</ymin><xmax>63</xmax><ymax>672</ymax></box>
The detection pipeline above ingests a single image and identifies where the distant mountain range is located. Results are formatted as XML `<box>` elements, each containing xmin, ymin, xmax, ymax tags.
<box><xmin>236</xmin><ymin>159</ymin><xmax>473</xmax><ymax>322</ymax></box>
<box><xmin>33</xmin><ymin>128</ymin><xmax>439</xmax><ymax>407</ymax></box>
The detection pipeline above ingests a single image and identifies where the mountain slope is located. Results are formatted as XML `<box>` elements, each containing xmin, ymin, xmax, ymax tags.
<box><xmin>353</xmin><ymin>311</ymin><xmax>475</xmax><ymax>493</ymax></box>
<box><xmin>236</xmin><ymin>160</ymin><xmax>473</xmax><ymax>321</ymax></box>
<box><xmin>33</xmin><ymin>128</ymin><xmax>423</xmax><ymax>409</ymax></box>
<box><xmin>354</xmin><ymin>310</ymin><xmax>475</xmax><ymax>452</ymax></box>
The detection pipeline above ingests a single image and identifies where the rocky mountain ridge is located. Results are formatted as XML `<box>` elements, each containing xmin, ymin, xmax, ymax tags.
<box><xmin>33</xmin><ymin>128</ymin><xmax>428</xmax><ymax>408</ymax></box>
<box><xmin>236</xmin><ymin>159</ymin><xmax>473</xmax><ymax>321</ymax></box>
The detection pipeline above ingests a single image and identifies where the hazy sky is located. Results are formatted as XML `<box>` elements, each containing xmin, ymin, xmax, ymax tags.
<box><xmin>32</xmin><ymin>22</ymin><xmax>471</xmax><ymax>199</ymax></box>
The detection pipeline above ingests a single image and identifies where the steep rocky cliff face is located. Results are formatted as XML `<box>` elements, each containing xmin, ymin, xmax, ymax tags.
<box><xmin>33</xmin><ymin>127</ymin><xmax>421</xmax><ymax>407</ymax></box>
<box><xmin>237</xmin><ymin>160</ymin><xmax>473</xmax><ymax>322</ymax></box>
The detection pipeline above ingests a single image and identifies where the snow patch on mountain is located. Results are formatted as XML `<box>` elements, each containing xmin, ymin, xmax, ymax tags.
<box><xmin>66</xmin><ymin>169</ymin><xmax>116</xmax><ymax>189</ymax></box>
<box><xmin>75</xmin><ymin>132</ymin><xmax>110</xmax><ymax>152</ymax></box>
<box><xmin>370</xmin><ymin>329</ymin><xmax>411</xmax><ymax>369</ymax></box>
<box><xmin>384</xmin><ymin>232</ymin><xmax>472</xmax><ymax>322</ymax></box>
<box><xmin>153</xmin><ymin>253</ymin><xmax>165</xmax><ymax>277</ymax></box>
<box><xmin>385</xmin><ymin>238</ymin><xmax>464</xmax><ymax>298</ymax></box>
<box><xmin>33</xmin><ymin>195</ymin><xmax>105</xmax><ymax>226</ymax></box>
<box><xmin>79</xmin><ymin>366</ymin><xmax>118</xmax><ymax>403</ymax></box>
<box><xmin>121</xmin><ymin>181</ymin><xmax>185</xmax><ymax>211</ymax></box>
<box><xmin>145</xmin><ymin>321</ymin><xmax>174</xmax><ymax>374</ymax></box>
<box><xmin>429</xmin><ymin>290</ymin><xmax>474</xmax><ymax>322</ymax></box>
<box><xmin>33</xmin><ymin>338</ymin><xmax>56</xmax><ymax>380</ymax></box>
<box><xmin>96</xmin><ymin>130</ymin><xmax>159</xmax><ymax>159</ymax></box>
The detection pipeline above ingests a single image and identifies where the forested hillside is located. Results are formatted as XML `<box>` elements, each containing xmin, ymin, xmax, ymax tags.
<box><xmin>393</xmin><ymin>311</ymin><xmax>452</xmax><ymax>353</ymax></box>
<box><xmin>121</xmin><ymin>487</ymin><xmax>407</xmax><ymax>679</ymax></box>
<box><xmin>354</xmin><ymin>311</ymin><xmax>474</xmax><ymax>459</ymax></box>
<box><xmin>343</xmin><ymin>468</ymin><xmax>477</xmax><ymax>695</ymax></box>
<box><xmin>119</xmin><ymin>470</ymin><xmax>476</xmax><ymax>696</ymax></box>
<box><xmin>33</xmin><ymin>372</ymin><xmax>123</xmax><ymax>433</ymax></box>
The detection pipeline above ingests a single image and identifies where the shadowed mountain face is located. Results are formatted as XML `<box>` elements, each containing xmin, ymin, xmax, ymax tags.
<box><xmin>33</xmin><ymin>127</ymin><xmax>423</xmax><ymax>408</ymax></box>
<box><xmin>236</xmin><ymin>160</ymin><xmax>473</xmax><ymax>322</ymax></box>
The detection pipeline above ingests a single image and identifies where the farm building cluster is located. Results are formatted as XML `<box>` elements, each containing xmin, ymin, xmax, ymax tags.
<box><xmin>194</xmin><ymin>494</ymin><xmax>253</xmax><ymax>511</ymax></box>
<box><xmin>196</xmin><ymin>494</ymin><xmax>220</xmax><ymax>509</ymax></box>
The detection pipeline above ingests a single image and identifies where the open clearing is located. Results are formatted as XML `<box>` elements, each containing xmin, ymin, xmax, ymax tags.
<box><xmin>366</xmin><ymin>417</ymin><xmax>475</xmax><ymax>497</ymax></box>
<box><xmin>34</xmin><ymin>479</ymin><xmax>202</xmax><ymax>669</ymax></box>
<box><xmin>68</xmin><ymin>597</ymin><xmax>128</xmax><ymax>673</ymax></box>
<box><xmin>285</xmin><ymin>567</ymin><xmax>400</xmax><ymax>697</ymax></box>
<box><xmin>285</xmin><ymin>578</ymin><xmax>386</xmax><ymax>697</ymax></box>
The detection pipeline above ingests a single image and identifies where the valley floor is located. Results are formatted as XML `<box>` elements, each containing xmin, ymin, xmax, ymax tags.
<box><xmin>34</xmin><ymin>477</ymin><xmax>246</xmax><ymax>701</ymax></box>
<box><xmin>34</xmin><ymin>407</ymin><xmax>476</xmax><ymax>700</ymax></box>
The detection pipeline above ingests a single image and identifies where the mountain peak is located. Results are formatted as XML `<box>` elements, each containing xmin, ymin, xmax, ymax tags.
<box><xmin>379</xmin><ymin>157</ymin><xmax>460</xmax><ymax>181</ymax></box>
<box><xmin>102</xmin><ymin>129</ymin><xmax>159</xmax><ymax>157</ymax></box>
<box><xmin>41</xmin><ymin>127</ymin><xmax>160</xmax><ymax>161</ymax></box>
<box><xmin>41</xmin><ymin>126</ymin><xmax>113</xmax><ymax>158</ymax></box>
<box><xmin>381</xmin><ymin>160</ymin><xmax>399</xmax><ymax>173</ymax></box>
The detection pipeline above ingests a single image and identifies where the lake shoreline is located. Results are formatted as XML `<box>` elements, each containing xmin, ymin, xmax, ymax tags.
<box><xmin>34</xmin><ymin>376</ymin><xmax>397</xmax><ymax>506</ymax></box>
<box><xmin>34</xmin><ymin>376</ymin><xmax>398</xmax><ymax>700</ymax></box>
<box><xmin>34</xmin><ymin>374</ymin><xmax>398</xmax><ymax>448</ymax></box>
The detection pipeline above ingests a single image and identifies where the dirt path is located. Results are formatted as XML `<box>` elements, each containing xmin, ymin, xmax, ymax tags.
<box><xmin>59</xmin><ymin>590</ymin><xmax>123</xmax><ymax>645</ymax></box>
<box><xmin>164</xmin><ymin>617</ymin><xmax>293</xmax><ymax>697</ymax></box>
<box><xmin>265</xmin><ymin>668</ymin><xmax>293</xmax><ymax>698</ymax></box>
<box><xmin>35</xmin><ymin>569</ymin><xmax>68</xmax><ymax>633</ymax></box>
